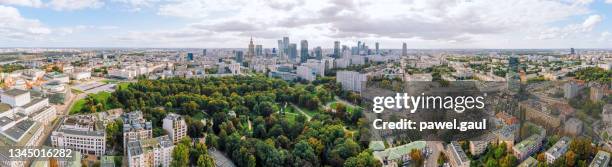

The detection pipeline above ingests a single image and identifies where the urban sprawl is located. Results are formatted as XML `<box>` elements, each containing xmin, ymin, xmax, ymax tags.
<box><xmin>0</xmin><ymin>37</ymin><xmax>610</xmax><ymax>167</ymax></box>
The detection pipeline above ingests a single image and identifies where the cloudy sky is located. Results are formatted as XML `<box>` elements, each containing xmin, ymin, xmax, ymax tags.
<box><xmin>1</xmin><ymin>0</ymin><xmax>611</xmax><ymax>49</ymax></box>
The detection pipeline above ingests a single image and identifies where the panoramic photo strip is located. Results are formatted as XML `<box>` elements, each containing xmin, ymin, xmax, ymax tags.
<box><xmin>0</xmin><ymin>0</ymin><xmax>611</xmax><ymax>167</ymax></box>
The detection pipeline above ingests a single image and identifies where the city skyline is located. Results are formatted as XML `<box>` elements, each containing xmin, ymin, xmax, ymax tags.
<box><xmin>1</xmin><ymin>0</ymin><xmax>612</xmax><ymax>49</ymax></box>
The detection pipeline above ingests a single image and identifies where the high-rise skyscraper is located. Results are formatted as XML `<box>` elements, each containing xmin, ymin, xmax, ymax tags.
<box><xmin>202</xmin><ymin>49</ymin><xmax>207</xmax><ymax>56</ymax></box>
<box><xmin>375</xmin><ymin>42</ymin><xmax>379</xmax><ymax>54</ymax></box>
<box><xmin>570</xmin><ymin>48</ymin><xmax>575</xmax><ymax>55</ymax></box>
<box><xmin>255</xmin><ymin>45</ymin><xmax>263</xmax><ymax>57</ymax></box>
<box><xmin>333</xmin><ymin>41</ymin><xmax>340</xmax><ymax>58</ymax></box>
<box><xmin>357</xmin><ymin>41</ymin><xmax>361</xmax><ymax>51</ymax></box>
<box><xmin>314</xmin><ymin>47</ymin><xmax>322</xmax><ymax>60</ymax></box>
<box><xmin>283</xmin><ymin>37</ymin><xmax>290</xmax><ymax>55</ymax></box>
<box><xmin>187</xmin><ymin>53</ymin><xmax>193</xmax><ymax>61</ymax></box>
<box><xmin>508</xmin><ymin>56</ymin><xmax>519</xmax><ymax>72</ymax></box>
<box><xmin>300</xmin><ymin>40</ymin><xmax>308</xmax><ymax>63</ymax></box>
<box><xmin>402</xmin><ymin>42</ymin><xmax>407</xmax><ymax>57</ymax></box>
<box><xmin>277</xmin><ymin>40</ymin><xmax>283</xmax><ymax>57</ymax></box>
<box><xmin>247</xmin><ymin>37</ymin><xmax>255</xmax><ymax>58</ymax></box>
<box><xmin>235</xmin><ymin>51</ymin><xmax>244</xmax><ymax>63</ymax></box>
<box><xmin>288</xmin><ymin>43</ymin><xmax>297</xmax><ymax>63</ymax></box>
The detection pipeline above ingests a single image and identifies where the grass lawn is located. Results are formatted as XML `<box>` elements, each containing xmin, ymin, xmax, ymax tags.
<box><xmin>298</xmin><ymin>106</ymin><xmax>319</xmax><ymax>117</ymax></box>
<box><xmin>329</xmin><ymin>101</ymin><xmax>361</xmax><ymax>114</ymax></box>
<box><xmin>69</xmin><ymin>99</ymin><xmax>86</xmax><ymax>114</ymax></box>
<box><xmin>192</xmin><ymin>112</ymin><xmax>205</xmax><ymax>120</ymax></box>
<box><xmin>69</xmin><ymin>92</ymin><xmax>112</xmax><ymax>115</ymax></box>
<box><xmin>117</xmin><ymin>82</ymin><xmax>130</xmax><ymax>90</ymax></box>
<box><xmin>280</xmin><ymin>112</ymin><xmax>300</xmax><ymax>124</ymax></box>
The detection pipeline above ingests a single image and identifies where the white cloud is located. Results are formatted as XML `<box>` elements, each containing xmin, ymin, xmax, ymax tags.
<box><xmin>537</xmin><ymin>14</ymin><xmax>602</xmax><ymax>40</ymax></box>
<box><xmin>573</xmin><ymin>0</ymin><xmax>594</xmax><ymax>5</ymax></box>
<box><xmin>111</xmin><ymin>0</ymin><xmax>157</xmax><ymax>11</ymax></box>
<box><xmin>606</xmin><ymin>0</ymin><xmax>612</xmax><ymax>4</ymax></box>
<box><xmin>47</xmin><ymin>0</ymin><xmax>103</xmax><ymax>11</ymax></box>
<box><xmin>0</xmin><ymin>5</ymin><xmax>51</xmax><ymax>41</ymax></box>
<box><xmin>0</xmin><ymin>0</ymin><xmax>42</xmax><ymax>7</ymax></box>
<box><xmin>152</xmin><ymin>0</ymin><xmax>593</xmax><ymax>44</ymax></box>
<box><xmin>582</xmin><ymin>14</ymin><xmax>602</xmax><ymax>31</ymax></box>
<box><xmin>158</xmin><ymin>0</ymin><xmax>244</xmax><ymax>18</ymax></box>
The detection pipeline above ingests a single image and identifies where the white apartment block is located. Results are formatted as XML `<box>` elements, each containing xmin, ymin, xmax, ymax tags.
<box><xmin>335</xmin><ymin>58</ymin><xmax>351</xmax><ymax>68</ymax></box>
<box><xmin>51</xmin><ymin>115</ymin><xmax>106</xmax><ymax>156</ymax></box>
<box><xmin>109</xmin><ymin>68</ymin><xmax>139</xmax><ymax>79</ymax></box>
<box><xmin>302</xmin><ymin>59</ymin><xmax>326</xmax><ymax>76</ymax></box>
<box><xmin>297</xmin><ymin>65</ymin><xmax>317</xmax><ymax>81</ymax></box>
<box><xmin>1</xmin><ymin>89</ymin><xmax>30</xmax><ymax>107</ymax></box>
<box><xmin>336</xmin><ymin>71</ymin><xmax>367</xmax><ymax>93</ymax></box>
<box><xmin>545</xmin><ymin>137</ymin><xmax>571</xmax><ymax>164</ymax></box>
<box><xmin>70</xmin><ymin>71</ymin><xmax>91</xmax><ymax>80</ymax></box>
<box><xmin>162</xmin><ymin>113</ymin><xmax>187</xmax><ymax>144</ymax></box>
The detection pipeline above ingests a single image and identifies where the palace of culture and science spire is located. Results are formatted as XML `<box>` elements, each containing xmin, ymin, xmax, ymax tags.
<box><xmin>247</xmin><ymin>37</ymin><xmax>255</xmax><ymax>58</ymax></box>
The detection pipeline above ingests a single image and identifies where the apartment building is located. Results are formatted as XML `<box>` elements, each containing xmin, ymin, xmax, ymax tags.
<box><xmin>127</xmin><ymin>135</ymin><xmax>174</xmax><ymax>167</ymax></box>
<box><xmin>162</xmin><ymin>113</ymin><xmax>187</xmax><ymax>144</ymax></box>
<box><xmin>123</xmin><ymin>111</ymin><xmax>153</xmax><ymax>153</ymax></box>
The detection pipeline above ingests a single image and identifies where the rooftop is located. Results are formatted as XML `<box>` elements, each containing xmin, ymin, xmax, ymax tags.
<box><xmin>0</xmin><ymin>119</ymin><xmax>41</xmax><ymax>146</ymax></box>
<box><xmin>123</xmin><ymin>111</ymin><xmax>152</xmax><ymax>132</ymax></box>
<box><xmin>513</xmin><ymin>134</ymin><xmax>541</xmax><ymax>153</ymax></box>
<box><xmin>22</xmin><ymin>98</ymin><xmax>46</xmax><ymax>109</ymax></box>
<box><xmin>449</xmin><ymin>141</ymin><xmax>469</xmax><ymax>164</ymax></box>
<box><xmin>3</xmin><ymin>119</ymin><xmax>36</xmax><ymax>142</ymax></box>
<box><xmin>0</xmin><ymin>116</ymin><xmax>14</xmax><ymax>127</ymax></box>
<box><xmin>2</xmin><ymin>89</ymin><xmax>28</xmax><ymax>97</ymax></box>
<box><xmin>0</xmin><ymin>103</ymin><xmax>12</xmax><ymax>113</ymax></box>
<box><xmin>518</xmin><ymin>157</ymin><xmax>538</xmax><ymax>167</ymax></box>
<box><xmin>368</xmin><ymin>141</ymin><xmax>385</xmax><ymax>151</ymax></box>
<box><xmin>545</xmin><ymin>136</ymin><xmax>571</xmax><ymax>158</ymax></box>
<box><xmin>373</xmin><ymin>141</ymin><xmax>426</xmax><ymax>161</ymax></box>
<box><xmin>590</xmin><ymin>151</ymin><xmax>611</xmax><ymax>167</ymax></box>
<box><xmin>164</xmin><ymin>113</ymin><xmax>183</xmax><ymax>121</ymax></box>
<box><xmin>127</xmin><ymin>135</ymin><xmax>173</xmax><ymax>156</ymax></box>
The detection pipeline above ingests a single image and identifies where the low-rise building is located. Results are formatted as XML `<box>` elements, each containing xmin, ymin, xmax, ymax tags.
<box><xmin>545</xmin><ymin>136</ymin><xmax>571</xmax><ymax>164</ymax></box>
<box><xmin>590</xmin><ymin>151</ymin><xmax>611</xmax><ymax>167</ymax></box>
<box><xmin>518</xmin><ymin>157</ymin><xmax>538</xmax><ymax>167</ymax></box>
<box><xmin>469</xmin><ymin>134</ymin><xmax>496</xmax><ymax>156</ymax></box>
<box><xmin>51</xmin><ymin>115</ymin><xmax>106</xmax><ymax>156</ymax></box>
<box><xmin>1</xmin><ymin>89</ymin><xmax>30</xmax><ymax>107</ymax></box>
<box><xmin>512</xmin><ymin>134</ymin><xmax>543</xmax><ymax>161</ymax></box>
<box><xmin>45</xmin><ymin>72</ymin><xmax>70</xmax><ymax>83</ymax></box>
<box><xmin>71</xmin><ymin>71</ymin><xmax>91</xmax><ymax>80</ymax></box>
<box><xmin>372</xmin><ymin>141</ymin><xmax>426</xmax><ymax>166</ymax></box>
<box><xmin>447</xmin><ymin>141</ymin><xmax>470</xmax><ymax>167</ymax></box>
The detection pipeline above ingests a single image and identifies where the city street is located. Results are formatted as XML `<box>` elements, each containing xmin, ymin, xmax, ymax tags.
<box><xmin>425</xmin><ymin>141</ymin><xmax>444</xmax><ymax>167</ymax></box>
